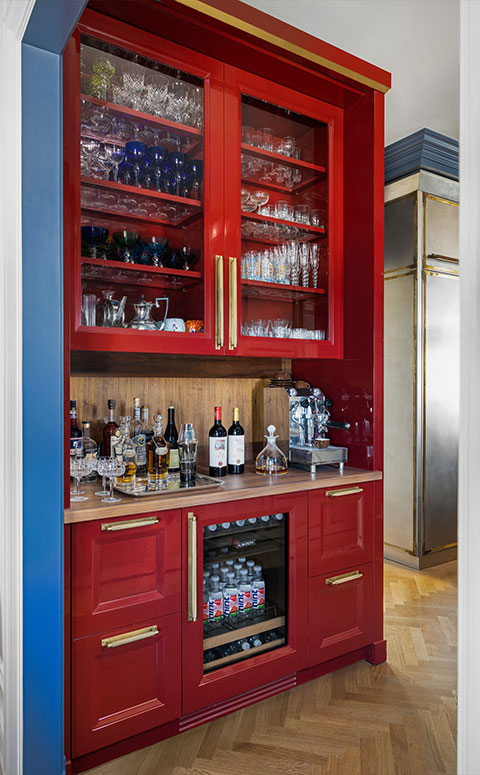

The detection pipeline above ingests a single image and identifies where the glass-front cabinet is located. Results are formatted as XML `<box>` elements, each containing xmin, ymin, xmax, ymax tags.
<box><xmin>182</xmin><ymin>493</ymin><xmax>307</xmax><ymax>715</ymax></box>
<box><xmin>65</xmin><ymin>14</ymin><xmax>343</xmax><ymax>358</ymax></box>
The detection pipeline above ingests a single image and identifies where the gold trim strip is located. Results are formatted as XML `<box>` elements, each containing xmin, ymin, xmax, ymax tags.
<box><xmin>215</xmin><ymin>255</ymin><xmax>224</xmax><ymax>349</ymax></box>
<box><xmin>385</xmin><ymin>264</ymin><xmax>416</xmax><ymax>275</ymax></box>
<box><xmin>424</xmin><ymin>542</ymin><xmax>458</xmax><ymax>553</ymax></box>
<box><xmin>101</xmin><ymin>516</ymin><xmax>159</xmax><ymax>532</ymax></box>
<box><xmin>385</xmin><ymin>270</ymin><xmax>416</xmax><ymax>281</ymax></box>
<box><xmin>424</xmin><ymin>193</ymin><xmax>459</xmax><ymax>208</ymax></box>
<box><xmin>427</xmin><ymin>253</ymin><xmax>459</xmax><ymax>264</ymax></box>
<box><xmin>174</xmin><ymin>0</ymin><xmax>390</xmax><ymax>93</ymax></box>
<box><xmin>326</xmin><ymin>570</ymin><xmax>363</xmax><ymax>586</ymax></box>
<box><xmin>187</xmin><ymin>512</ymin><xmax>198</xmax><ymax>622</ymax></box>
<box><xmin>325</xmin><ymin>486</ymin><xmax>363</xmax><ymax>497</ymax></box>
<box><xmin>228</xmin><ymin>256</ymin><xmax>238</xmax><ymax>350</ymax></box>
<box><xmin>425</xmin><ymin>268</ymin><xmax>459</xmax><ymax>278</ymax></box>
<box><xmin>384</xmin><ymin>541</ymin><xmax>417</xmax><ymax>556</ymax></box>
<box><xmin>101</xmin><ymin>625</ymin><xmax>158</xmax><ymax>648</ymax></box>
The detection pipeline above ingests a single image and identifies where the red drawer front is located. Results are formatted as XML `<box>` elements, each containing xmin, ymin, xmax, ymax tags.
<box><xmin>308</xmin><ymin>563</ymin><xmax>373</xmax><ymax>666</ymax></box>
<box><xmin>72</xmin><ymin>511</ymin><xmax>181</xmax><ymax>638</ymax></box>
<box><xmin>72</xmin><ymin>613</ymin><xmax>181</xmax><ymax>757</ymax></box>
<box><xmin>309</xmin><ymin>483</ymin><xmax>373</xmax><ymax>576</ymax></box>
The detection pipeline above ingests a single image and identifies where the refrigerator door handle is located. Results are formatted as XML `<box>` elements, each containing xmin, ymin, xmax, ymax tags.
<box><xmin>187</xmin><ymin>512</ymin><xmax>198</xmax><ymax>622</ymax></box>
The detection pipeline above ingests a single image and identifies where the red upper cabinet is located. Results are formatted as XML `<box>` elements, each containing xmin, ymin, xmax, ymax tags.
<box><xmin>64</xmin><ymin>11</ymin><xmax>345</xmax><ymax>359</ymax></box>
<box><xmin>223</xmin><ymin>65</ymin><xmax>344</xmax><ymax>359</ymax></box>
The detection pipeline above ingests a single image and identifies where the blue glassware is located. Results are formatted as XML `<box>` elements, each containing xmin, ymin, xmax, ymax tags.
<box><xmin>118</xmin><ymin>160</ymin><xmax>134</xmax><ymax>186</ymax></box>
<box><xmin>81</xmin><ymin>226</ymin><xmax>109</xmax><ymax>259</ymax></box>
<box><xmin>125</xmin><ymin>141</ymin><xmax>147</xmax><ymax>187</ymax></box>
<box><xmin>145</xmin><ymin>237</ymin><xmax>169</xmax><ymax>267</ymax></box>
<box><xmin>188</xmin><ymin>159</ymin><xmax>204</xmax><ymax>200</ymax></box>
<box><xmin>147</xmin><ymin>146</ymin><xmax>168</xmax><ymax>192</ymax></box>
<box><xmin>169</xmin><ymin>151</ymin><xmax>187</xmax><ymax>196</ymax></box>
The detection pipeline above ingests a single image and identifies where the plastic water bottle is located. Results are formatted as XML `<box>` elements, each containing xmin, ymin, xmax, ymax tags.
<box><xmin>236</xmin><ymin>519</ymin><xmax>245</xmax><ymax>527</ymax></box>
<box><xmin>208</xmin><ymin>575</ymin><xmax>223</xmax><ymax>626</ymax></box>
<box><xmin>260</xmin><ymin>514</ymin><xmax>270</xmax><ymax>525</ymax></box>
<box><xmin>221</xmin><ymin>522</ymin><xmax>231</xmax><ymax>531</ymax></box>
<box><xmin>223</xmin><ymin>572</ymin><xmax>239</xmax><ymax>619</ymax></box>
<box><xmin>250</xmin><ymin>636</ymin><xmax>262</xmax><ymax>648</ymax></box>
<box><xmin>237</xmin><ymin>555</ymin><xmax>247</xmax><ymax>565</ymax></box>
<box><xmin>207</xmin><ymin>523</ymin><xmax>218</xmax><ymax>533</ymax></box>
<box><xmin>225</xmin><ymin>559</ymin><xmax>234</xmax><ymax>569</ymax></box>
<box><xmin>211</xmin><ymin>562</ymin><xmax>220</xmax><ymax>575</ymax></box>
<box><xmin>238</xmin><ymin>568</ymin><xmax>252</xmax><ymax>619</ymax></box>
<box><xmin>274</xmin><ymin>513</ymin><xmax>284</xmax><ymax>522</ymax></box>
<box><xmin>233</xmin><ymin>562</ymin><xmax>243</xmax><ymax>578</ymax></box>
<box><xmin>219</xmin><ymin>566</ymin><xmax>229</xmax><ymax>590</ymax></box>
<box><xmin>246</xmin><ymin>559</ymin><xmax>255</xmax><ymax>580</ymax></box>
<box><xmin>203</xmin><ymin>573</ymin><xmax>210</xmax><ymax>624</ymax></box>
<box><xmin>252</xmin><ymin>564</ymin><xmax>266</xmax><ymax>615</ymax></box>
<box><xmin>247</xmin><ymin>517</ymin><xmax>257</xmax><ymax>525</ymax></box>
<box><xmin>237</xmin><ymin>638</ymin><xmax>251</xmax><ymax>652</ymax></box>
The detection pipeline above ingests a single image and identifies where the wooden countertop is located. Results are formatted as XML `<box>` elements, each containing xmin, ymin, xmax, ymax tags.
<box><xmin>65</xmin><ymin>464</ymin><xmax>382</xmax><ymax>524</ymax></box>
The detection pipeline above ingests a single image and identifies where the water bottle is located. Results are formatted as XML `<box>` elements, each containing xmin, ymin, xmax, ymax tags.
<box><xmin>252</xmin><ymin>564</ymin><xmax>266</xmax><ymax>615</ymax></box>
<box><xmin>236</xmin><ymin>519</ymin><xmax>246</xmax><ymax>527</ymax></box>
<box><xmin>260</xmin><ymin>514</ymin><xmax>270</xmax><ymax>525</ymax></box>
<box><xmin>274</xmin><ymin>513</ymin><xmax>284</xmax><ymax>522</ymax></box>
<box><xmin>223</xmin><ymin>571</ymin><xmax>239</xmax><ymax>619</ymax></box>
<box><xmin>250</xmin><ymin>636</ymin><xmax>262</xmax><ymax>648</ymax></box>
<box><xmin>219</xmin><ymin>566</ymin><xmax>229</xmax><ymax>590</ymax></box>
<box><xmin>233</xmin><ymin>562</ymin><xmax>243</xmax><ymax>578</ymax></box>
<box><xmin>238</xmin><ymin>568</ymin><xmax>252</xmax><ymax>619</ymax></box>
<box><xmin>247</xmin><ymin>517</ymin><xmax>257</xmax><ymax>525</ymax></box>
<box><xmin>246</xmin><ymin>559</ymin><xmax>255</xmax><ymax>579</ymax></box>
<box><xmin>211</xmin><ymin>562</ymin><xmax>220</xmax><ymax>575</ymax></box>
<box><xmin>208</xmin><ymin>575</ymin><xmax>223</xmax><ymax>626</ymax></box>
<box><xmin>221</xmin><ymin>522</ymin><xmax>231</xmax><ymax>531</ymax></box>
<box><xmin>207</xmin><ymin>523</ymin><xmax>218</xmax><ymax>533</ymax></box>
<box><xmin>237</xmin><ymin>555</ymin><xmax>247</xmax><ymax>565</ymax></box>
<box><xmin>262</xmin><ymin>629</ymin><xmax>279</xmax><ymax>643</ymax></box>
<box><xmin>225</xmin><ymin>559</ymin><xmax>234</xmax><ymax>569</ymax></box>
<box><xmin>237</xmin><ymin>638</ymin><xmax>251</xmax><ymax>652</ymax></box>
<box><xmin>203</xmin><ymin>572</ymin><xmax>210</xmax><ymax>624</ymax></box>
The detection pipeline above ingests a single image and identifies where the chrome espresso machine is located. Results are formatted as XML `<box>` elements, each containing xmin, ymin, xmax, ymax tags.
<box><xmin>287</xmin><ymin>387</ymin><xmax>350</xmax><ymax>473</ymax></box>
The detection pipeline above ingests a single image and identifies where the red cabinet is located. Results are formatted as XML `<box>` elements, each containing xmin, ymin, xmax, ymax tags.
<box><xmin>308</xmin><ymin>563</ymin><xmax>373</xmax><ymax>665</ymax></box>
<box><xmin>181</xmin><ymin>493</ymin><xmax>308</xmax><ymax>715</ymax></box>
<box><xmin>72</xmin><ymin>510</ymin><xmax>181</xmax><ymax>638</ymax></box>
<box><xmin>308</xmin><ymin>483</ymin><xmax>374</xmax><ymax>576</ymax></box>
<box><xmin>72</xmin><ymin>613</ymin><xmax>181</xmax><ymax>756</ymax></box>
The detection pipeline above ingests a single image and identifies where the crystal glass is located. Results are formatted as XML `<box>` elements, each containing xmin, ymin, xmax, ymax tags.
<box><xmin>169</xmin><ymin>151</ymin><xmax>187</xmax><ymax>197</ymax></box>
<box><xmin>145</xmin><ymin>236</ymin><xmax>168</xmax><ymax>267</ymax></box>
<box><xmin>113</xmin><ymin>230</ymin><xmax>141</xmax><ymax>263</ymax></box>
<box><xmin>188</xmin><ymin>159</ymin><xmax>203</xmax><ymax>200</ymax></box>
<box><xmin>104</xmin><ymin>144</ymin><xmax>125</xmax><ymax>183</ymax></box>
<box><xmin>125</xmin><ymin>141</ymin><xmax>147</xmax><ymax>187</ymax></box>
<box><xmin>70</xmin><ymin>456</ymin><xmax>95</xmax><ymax>502</ymax></box>
<box><xmin>81</xmin><ymin>226</ymin><xmax>109</xmax><ymax>260</ymax></box>
<box><xmin>95</xmin><ymin>456</ymin><xmax>112</xmax><ymax>496</ymax></box>
<box><xmin>80</xmin><ymin>137</ymin><xmax>100</xmax><ymax>177</ymax></box>
<box><xmin>178</xmin><ymin>423</ymin><xmax>198</xmax><ymax>484</ymax></box>
<box><xmin>90</xmin><ymin>56</ymin><xmax>115</xmax><ymax>100</ymax></box>
<box><xmin>309</xmin><ymin>243</ymin><xmax>320</xmax><ymax>288</ymax></box>
<box><xmin>81</xmin><ymin>293</ymin><xmax>97</xmax><ymax>327</ymax></box>
<box><xmin>102</xmin><ymin>459</ymin><xmax>126</xmax><ymax>503</ymax></box>
<box><xmin>299</xmin><ymin>243</ymin><xmax>310</xmax><ymax>287</ymax></box>
<box><xmin>122</xmin><ymin>63</ymin><xmax>145</xmax><ymax>110</ymax></box>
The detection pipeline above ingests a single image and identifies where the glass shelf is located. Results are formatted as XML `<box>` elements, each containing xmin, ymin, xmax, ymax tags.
<box><xmin>81</xmin><ymin>257</ymin><xmax>202</xmax><ymax>290</ymax></box>
<box><xmin>241</xmin><ymin>278</ymin><xmax>326</xmax><ymax>301</ymax></box>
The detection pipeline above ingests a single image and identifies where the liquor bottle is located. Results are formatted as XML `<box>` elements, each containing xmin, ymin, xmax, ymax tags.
<box><xmin>141</xmin><ymin>405</ymin><xmax>153</xmax><ymax>444</ymax></box>
<box><xmin>164</xmin><ymin>406</ymin><xmax>179</xmax><ymax>473</ymax></box>
<box><xmin>81</xmin><ymin>421</ymin><xmax>98</xmax><ymax>481</ymax></box>
<box><xmin>102</xmin><ymin>399</ymin><xmax>118</xmax><ymax>457</ymax></box>
<box><xmin>146</xmin><ymin>414</ymin><xmax>170</xmax><ymax>487</ymax></box>
<box><xmin>209</xmin><ymin>406</ymin><xmax>227</xmax><ymax>477</ymax></box>
<box><xmin>70</xmin><ymin>400</ymin><xmax>83</xmax><ymax>456</ymax></box>
<box><xmin>131</xmin><ymin>397</ymin><xmax>147</xmax><ymax>483</ymax></box>
<box><xmin>114</xmin><ymin>417</ymin><xmax>137</xmax><ymax>485</ymax></box>
<box><xmin>227</xmin><ymin>407</ymin><xmax>245</xmax><ymax>474</ymax></box>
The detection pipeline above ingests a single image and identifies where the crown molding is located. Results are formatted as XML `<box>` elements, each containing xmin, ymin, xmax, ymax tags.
<box><xmin>385</xmin><ymin>128</ymin><xmax>459</xmax><ymax>184</ymax></box>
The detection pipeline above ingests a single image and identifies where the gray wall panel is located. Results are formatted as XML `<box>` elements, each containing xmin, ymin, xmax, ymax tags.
<box><xmin>385</xmin><ymin>195</ymin><xmax>416</xmax><ymax>271</ymax></box>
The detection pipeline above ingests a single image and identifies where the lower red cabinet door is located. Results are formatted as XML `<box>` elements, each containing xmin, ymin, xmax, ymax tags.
<box><xmin>308</xmin><ymin>563</ymin><xmax>373</xmax><ymax>666</ymax></box>
<box><xmin>72</xmin><ymin>614</ymin><xmax>180</xmax><ymax>757</ymax></box>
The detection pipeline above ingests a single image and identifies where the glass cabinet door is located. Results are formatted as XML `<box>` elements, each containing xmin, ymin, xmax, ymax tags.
<box><xmin>65</xmin><ymin>21</ymin><xmax>224</xmax><ymax>354</ymax></box>
<box><xmin>224</xmin><ymin>66</ymin><xmax>344</xmax><ymax>359</ymax></box>
<box><xmin>182</xmin><ymin>494</ymin><xmax>307</xmax><ymax>715</ymax></box>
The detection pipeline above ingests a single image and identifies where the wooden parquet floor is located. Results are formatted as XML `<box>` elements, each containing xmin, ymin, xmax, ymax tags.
<box><xmin>87</xmin><ymin>560</ymin><xmax>457</xmax><ymax>775</ymax></box>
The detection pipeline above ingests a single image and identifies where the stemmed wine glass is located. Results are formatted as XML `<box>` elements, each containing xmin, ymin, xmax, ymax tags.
<box><xmin>299</xmin><ymin>243</ymin><xmax>310</xmax><ymax>287</ymax></box>
<box><xmin>309</xmin><ymin>243</ymin><xmax>320</xmax><ymax>288</ymax></box>
<box><xmin>169</xmin><ymin>151</ymin><xmax>186</xmax><ymax>197</ymax></box>
<box><xmin>70</xmin><ymin>456</ymin><xmax>95</xmax><ymax>502</ymax></box>
<box><xmin>188</xmin><ymin>159</ymin><xmax>203</xmax><ymax>200</ymax></box>
<box><xmin>104</xmin><ymin>144</ymin><xmax>125</xmax><ymax>183</ymax></box>
<box><xmin>102</xmin><ymin>458</ymin><xmax>126</xmax><ymax>504</ymax></box>
<box><xmin>95</xmin><ymin>456</ymin><xmax>112</xmax><ymax>496</ymax></box>
<box><xmin>90</xmin><ymin>57</ymin><xmax>115</xmax><ymax>100</ymax></box>
<box><xmin>146</xmin><ymin>145</ymin><xmax>168</xmax><ymax>191</ymax></box>
<box><xmin>122</xmin><ymin>64</ymin><xmax>145</xmax><ymax>110</ymax></box>
<box><xmin>80</xmin><ymin>137</ymin><xmax>100</xmax><ymax>177</ymax></box>
<box><xmin>125</xmin><ymin>141</ymin><xmax>147</xmax><ymax>187</ymax></box>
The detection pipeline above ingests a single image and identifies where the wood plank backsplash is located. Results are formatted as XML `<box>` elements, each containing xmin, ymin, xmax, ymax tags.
<box><xmin>70</xmin><ymin>376</ymin><xmax>270</xmax><ymax>445</ymax></box>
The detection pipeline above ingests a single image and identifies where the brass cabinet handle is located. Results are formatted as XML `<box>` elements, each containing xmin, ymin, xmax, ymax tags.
<box><xmin>101</xmin><ymin>625</ymin><xmax>158</xmax><ymax>648</ymax></box>
<box><xmin>215</xmin><ymin>254</ymin><xmax>224</xmax><ymax>349</ymax></box>
<box><xmin>228</xmin><ymin>256</ymin><xmax>238</xmax><ymax>349</ymax></box>
<box><xmin>187</xmin><ymin>512</ymin><xmax>197</xmax><ymax>622</ymax></box>
<box><xmin>325</xmin><ymin>486</ymin><xmax>364</xmax><ymax>498</ymax></box>
<box><xmin>101</xmin><ymin>516</ymin><xmax>159</xmax><ymax>532</ymax></box>
<box><xmin>326</xmin><ymin>570</ymin><xmax>363</xmax><ymax>586</ymax></box>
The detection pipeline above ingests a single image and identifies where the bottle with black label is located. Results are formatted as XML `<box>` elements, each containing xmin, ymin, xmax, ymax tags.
<box><xmin>70</xmin><ymin>400</ymin><xmax>83</xmax><ymax>456</ymax></box>
<box><xmin>102</xmin><ymin>399</ymin><xmax>118</xmax><ymax>457</ymax></box>
<box><xmin>165</xmin><ymin>405</ymin><xmax>179</xmax><ymax>473</ymax></box>
<box><xmin>209</xmin><ymin>406</ymin><xmax>227</xmax><ymax>477</ymax></box>
<box><xmin>228</xmin><ymin>407</ymin><xmax>245</xmax><ymax>474</ymax></box>
<box><xmin>131</xmin><ymin>397</ymin><xmax>147</xmax><ymax>483</ymax></box>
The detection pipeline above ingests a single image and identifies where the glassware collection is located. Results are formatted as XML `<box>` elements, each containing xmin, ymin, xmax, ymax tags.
<box><xmin>81</xmin><ymin>185</ymin><xmax>198</xmax><ymax>225</ymax></box>
<box><xmin>241</xmin><ymin>242</ymin><xmax>321</xmax><ymax>288</ymax></box>
<box><xmin>241</xmin><ymin>189</ymin><xmax>322</xmax><ymax>227</ymax></box>
<box><xmin>81</xmin><ymin>225</ymin><xmax>200</xmax><ymax>268</ymax></box>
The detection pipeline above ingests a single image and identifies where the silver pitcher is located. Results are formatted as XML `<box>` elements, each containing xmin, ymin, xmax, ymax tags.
<box><xmin>128</xmin><ymin>295</ymin><xmax>169</xmax><ymax>330</ymax></box>
<box><xmin>100</xmin><ymin>290</ymin><xmax>127</xmax><ymax>328</ymax></box>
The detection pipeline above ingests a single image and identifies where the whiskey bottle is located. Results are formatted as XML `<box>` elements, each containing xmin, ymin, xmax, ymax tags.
<box><xmin>164</xmin><ymin>405</ymin><xmax>179</xmax><ymax>473</ymax></box>
<box><xmin>132</xmin><ymin>397</ymin><xmax>147</xmax><ymax>483</ymax></box>
<box><xmin>147</xmin><ymin>414</ymin><xmax>170</xmax><ymax>488</ymax></box>
<box><xmin>141</xmin><ymin>405</ymin><xmax>154</xmax><ymax>444</ymax></box>
<box><xmin>209</xmin><ymin>406</ymin><xmax>227</xmax><ymax>477</ymax></box>
<box><xmin>102</xmin><ymin>399</ymin><xmax>118</xmax><ymax>457</ymax></box>
<box><xmin>227</xmin><ymin>407</ymin><xmax>245</xmax><ymax>475</ymax></box>
<box><xmin>81</xmin><ymin>421</ymin><xmax>98</xmax><ymax>481</ymax></box>
<box><xmin>114</xmin><ymin>416</ymin><xmax>137</xmax><ymax>486</ymax></box>
<box><xmin>70</xmin><ymin>400</ymin><xmax>83</xmax><ymax>456</ymax></box>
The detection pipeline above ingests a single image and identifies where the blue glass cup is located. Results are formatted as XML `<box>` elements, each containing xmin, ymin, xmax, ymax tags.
<box><xmin>81</xmin><ymin>226</ymin><xmax>109</xmax><ymax>259</ymax></box>
<box><xmin>188</xmin><ymin>159</ymin><xmax>204</xmax><ymax>200</ymax></box>
<box><xmin>169</xmin><ymin>151</ymin><xmax>187</xmax><ymax>196</ymax></box>
<box><xmin>145</xmin><ymin>236</ymin><xmax>169</xmax><ymax>267</ymax></box>
<box><xmin>125</xmin><ymin>141</ymin><xmax>147</xmax><ymax>187</ymax></box>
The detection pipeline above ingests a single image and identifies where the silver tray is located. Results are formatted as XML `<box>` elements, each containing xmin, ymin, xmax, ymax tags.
<box><xmin>113</xmin><ymin>472</ymin><xmax>225</xmax><ymax>498</ymax></box>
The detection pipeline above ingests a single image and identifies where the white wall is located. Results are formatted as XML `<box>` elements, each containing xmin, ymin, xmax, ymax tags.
<box><xmin>243</xmin><ymin>0</ymin><xmax>460</xmax><ymax>145</ymax></box>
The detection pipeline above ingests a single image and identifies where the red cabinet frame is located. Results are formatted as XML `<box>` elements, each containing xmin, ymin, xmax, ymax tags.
<box><xmin>181</xmin><ymin>492</ymin><xmax>308</xmax><ymax>715</ymax></box>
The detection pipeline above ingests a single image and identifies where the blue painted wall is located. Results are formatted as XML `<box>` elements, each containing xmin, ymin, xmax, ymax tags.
<box><xmin>22</xmin><ymin>2</ymin><xmax>86</xmax><ymax>773</ymax></box>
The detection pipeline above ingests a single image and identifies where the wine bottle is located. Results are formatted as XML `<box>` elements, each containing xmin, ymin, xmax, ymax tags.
<box><xmin>209</xmin><ymin>406</ymin><xmax>227</xmax><ymax>477</ymax></box>
<box><xmin>103</xmin><ymin>398</ymin><xmax>118</xmax><ymax>457</ymax></box>
<box><xmin>228</xmin><ymin>407</ymin><xmax>245</xmax><ymax>474</ymax></box>
<box><xmin>165</xmin><ymin>405</ymin><xmax>179</xmax><ymax>472</ymax></box>
<box><xmin>70</xmin><ymin>399</ymin><xmax>83</xmax><ymax>456</ymax></box>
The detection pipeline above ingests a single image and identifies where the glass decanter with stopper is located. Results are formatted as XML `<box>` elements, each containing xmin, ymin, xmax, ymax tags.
<box><xmin>147</xmin><ymin>414</ymin><xmax>170</xmax><ymax>488</ymax></box>
<box><xmin>113</xmin><ymin>416</ymin><xmax>137</xmax><ymax>486</ymax></box>
<box><xmin>255</xmin><ymin>424</ymin><xmax>288</xmax><ymax>475</ymax></box>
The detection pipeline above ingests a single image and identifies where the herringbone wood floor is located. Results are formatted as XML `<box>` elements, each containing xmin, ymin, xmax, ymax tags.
<box><xmin>87</xmin><ymin>560</ymin><xmax>457</xmax><ymax>775</ymax></box>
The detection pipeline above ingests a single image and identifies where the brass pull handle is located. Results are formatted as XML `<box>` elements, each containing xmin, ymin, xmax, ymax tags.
<box><xmin>101</xmin><ymin>516</ymin><xmax>159</xmax><ymax>532</ymax></box>
<box><xmin>215</xmin><ymin>254</ymin><xmax>224</xmax><ymax>349</ymax></box>
<box><xmin>325</xmin><ymin>486</ymin><xmax>364</xmax><ymax>498</ymax></box>
<box><xmin>228</xmin><ymin>256</ymin><xmax>238</xmax><ymax>349</ymax></box>
<box><xmin>187</xmin><ymin>512</ymin><xmax>197</xmax><ymax>622</ymax></box>
<box><xmin>101</xmin><ymin>625</ymin><xmax>158</xmax><ymax>648</ymax></box>
<box><xmin>326</xmin><ymin>571</ymin><xmax>363</xmax><ymax>586</ymax></box>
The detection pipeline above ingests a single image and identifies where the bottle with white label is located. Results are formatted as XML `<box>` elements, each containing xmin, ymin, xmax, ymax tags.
<box><xmin>252</xmin><ymin>564</ymin><xmax>266</xmax><ymax>616</ymax></box>
<box><xmin>223</xmin><ymin>572</ymin><xmax>238</xmax><ymax>619</ymax></box>
<box><xmin>203</xmin><ymin>573</ymin><xmax>210</xmax><ymax>625</ymax></box>
<box><xmin>219</xmin><ymin>566</ymin><xmax>229</xmax><ymax>590</ymax></box>
<box><xmin>228</xmin><ymin>407</ymin><xmax>245</xmax><ymax>474</ymax></box>
<box><xmin>209</xmin><ymin>406</ymin><xmax>227</xmax><ymax>477</ymax></box>
<box><xmin>238</xmin><ymin>568</ymin><xmax>252</xmax><ymax>619</ymax></box>
<box><xmin>208</xmin><ymin>575</ymin><xmax>223</xmax><ymax>626</ymax></box>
